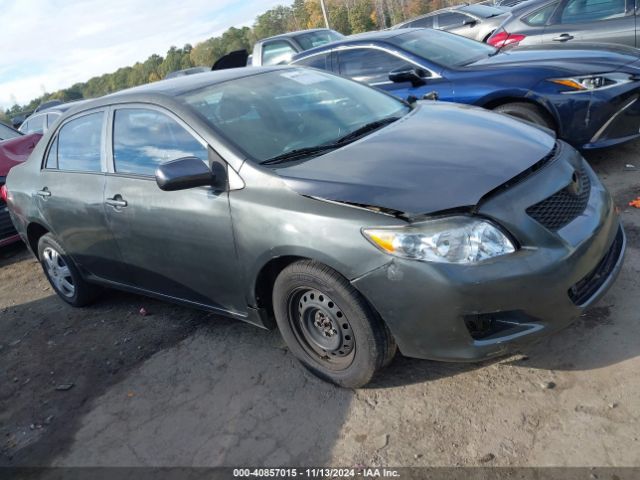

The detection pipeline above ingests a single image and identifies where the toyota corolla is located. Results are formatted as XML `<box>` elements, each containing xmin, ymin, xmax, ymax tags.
<box><xmin>5</xmin><ymin>67</ymin><xmax>625</xmax><ymax>387</ymax></box>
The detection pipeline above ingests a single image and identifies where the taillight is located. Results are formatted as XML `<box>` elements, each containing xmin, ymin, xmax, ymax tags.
<box><xmin>488</xmin><ymin>31</ymin><xmax>526</xmax><ymax>48</ymax></box>
<box><xmin>0</xmin><ymin>184</ymin><xmax>8</xmax><ymax>203</ymax></box>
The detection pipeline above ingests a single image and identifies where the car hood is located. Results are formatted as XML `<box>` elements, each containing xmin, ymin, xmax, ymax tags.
<box><xmin>469</xmin><ymin>44</ymin><xmax>640</xmax><ymax>74</ymax></box>
<box><xmin>275</xmin><ymin>102</ymin><xmax>555</xmax><ymax>216</ymax></box>
<box><xmin>0</xmin><ymin>133</ymin><xmax>42</xmax><ymax>177</ymax></box>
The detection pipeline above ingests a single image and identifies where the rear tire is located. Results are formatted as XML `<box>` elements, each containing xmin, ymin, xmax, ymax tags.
<box><xmin>493</xmin><ymin>102</ymin><xmax>554</xmax><ymax>130</ymax></box>
<box><xmin>38</xmin><ymin>234</ymin><xmax>100</xmax><ymax>307</ymax></box>
<box><xmin>273</xmin><ymin>260</ymin><xmax>394</xmax><ymax>388</ymax></box>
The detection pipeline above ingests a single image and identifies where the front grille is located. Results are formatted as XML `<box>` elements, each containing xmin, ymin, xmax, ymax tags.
<box><xmin>526</xmin><ymin>166</ymin><xmax>591</xmax><ymax>231</ymax></box>
<box><xmin>568</xmin><ymin>227</ymin><xmax>624</xmax><ymax>306</ymax></box>
<box><xmin>0</xmin><ymin>178</ymin><xmax>18</xmax><ymax>241</ymax></box>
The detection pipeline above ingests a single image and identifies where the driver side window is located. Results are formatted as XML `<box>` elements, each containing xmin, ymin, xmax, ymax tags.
<box><xmin>338</xmin><ymin>48</ymin><xmax>411</xmax><ymax>85</ymax></box>
<box><xmin>112</xmin><ymin>108</ymin><xmax>208</xmax><ymax>176</ymax></box>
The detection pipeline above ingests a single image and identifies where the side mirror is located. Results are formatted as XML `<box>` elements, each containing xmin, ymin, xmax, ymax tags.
<box><xmin>155</xmin><ymin>157</ymin><xmax>216</xmax><ymax>191</ymax></box>
<box><xmin>389</xmin><ymin>66</ymin><xmax>428</xmax><ymax>87</ymax></box>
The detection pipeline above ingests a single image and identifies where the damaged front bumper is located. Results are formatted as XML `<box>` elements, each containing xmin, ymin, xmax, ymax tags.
<box><xmin>352</xmin><ymin>145</ymin><xmax>625</xmax><ymax>361</ymax></box>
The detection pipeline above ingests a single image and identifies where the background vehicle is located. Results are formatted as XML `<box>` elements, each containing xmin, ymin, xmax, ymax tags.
<box><xmin>165</xmin><ymin>66</ymin><xmax>210</xmax><ymax>79</ymax></box>
<box><xmin>486</xmin><ymin>0</ymin><xmax>532</xmax><ymax>7</ymax></box>
<box><xmin>0</xmin><ymin>123</ymin><xmax>22</xmax><ymax>141</ymax></box>
<box><xmin>1</xmin><ymin>133</ymin><xmax>42</xmax><ymax>246</ymax></box>
<box><xmin>393</xmin><ymin>3</ymin><xmax>511</xmax><ymax>42</ymax></box>
<box><xmin>487</xmin><ymin>0</ymin><xmax>638</xmax><ymax>48</ymax></box>
<box><xmin>5</xmin><ymin>68</ymin><xmax>623</xmax><ymax>387</ymax></box>
<box><xmin>19</xmin><ymin>101</ymin><xmax>86</xmax><ymax>135</ymax></box>
<box><xmin>251</xmin><ymin>28</ymin><xmax>343</xmax><ymax>66</ymax></box>
<box><xmin>292</xmin><ymin>28</ymin><xmax>640</xmax><ymax>149</ymax></box>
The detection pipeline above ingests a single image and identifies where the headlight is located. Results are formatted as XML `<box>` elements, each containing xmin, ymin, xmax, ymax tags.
<box><xmin>362</xmin><ymin>216</ymin><xmax>516</xmax><ymax>264</ymax></box>
<box><xmin>549</xmin><ymin>72</ymin><xmax>632</xmax><ymax>93</ymax></box>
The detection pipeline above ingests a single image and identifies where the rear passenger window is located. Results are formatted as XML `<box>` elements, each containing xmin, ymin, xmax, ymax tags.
<box><xmin>523</xmin><ymin>2</ymin><xmax>560</xmax><ymax>25</ymax></box>
<box><xmin>112</xmin><ymin>108</ymin><xmax>208</xmax><ymax>176</ymax></box>
<box><xmin>57</xmin><ymin>112</ymin><xmax>103</xmax><ymax>172</ymax></box>
<box><xmin>560</xmin><ymin>0</ymin><xmax>625</xmax><ymax>23</ymax></box>
<box><xmin>295</xmin><ymin>53</ymin><xmax>330</xmax><ymax>70</ymax></box>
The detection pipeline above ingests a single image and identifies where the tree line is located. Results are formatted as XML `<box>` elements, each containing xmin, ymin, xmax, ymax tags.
<box><xmin>2</xmin><ymin>0</ymin><xmax>457</xmax><ymax>122</ymax></box>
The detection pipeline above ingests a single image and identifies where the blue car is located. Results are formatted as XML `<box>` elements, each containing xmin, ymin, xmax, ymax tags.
<box><xmin>291</xmin><ymin>28</ymin><xmax>640</xmax><ymax>150</ymax></box>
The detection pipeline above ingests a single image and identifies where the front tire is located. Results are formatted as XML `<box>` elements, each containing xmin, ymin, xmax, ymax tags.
<box><xmin>493</xmin><ymin>102</ymin><xmax>554</xmax><ymax>130</ymax></box>
<box><xmin>273</xmin><ymin>260</ymin><xmax>395</xmax><ymax>388</ymax></box>
<box><xmin>38</xmin><ymin>234</ymin><xmax>100</xmax><ymax>307</ymax></box>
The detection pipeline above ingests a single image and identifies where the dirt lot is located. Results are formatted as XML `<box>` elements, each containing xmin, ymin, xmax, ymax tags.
<box><xmin>1</xmin><ymin>142</ymin><xmax>639</xmax><ymax>468</ymax></box>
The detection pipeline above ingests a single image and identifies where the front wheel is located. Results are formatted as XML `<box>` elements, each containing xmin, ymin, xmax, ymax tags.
<box><xmin>273</xmin><ymin>260</ymin><xmax>396</xmax><ymax>388</ymax></box>
<box><xmin>493</xmin><ymin>102</ymin><xmax>554</xmax><ymax>130</ymax></box>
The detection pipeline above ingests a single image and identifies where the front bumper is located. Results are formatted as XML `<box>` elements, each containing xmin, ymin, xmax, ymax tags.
<box><xmin>535</xmin><ymin>74</ymin><xmax>640</xmax><ymax>150</ymax></box>
<box><xmin>353</xmin><ymin>144</ymin><xmax>625</xmax><ymax>361</ymax></box>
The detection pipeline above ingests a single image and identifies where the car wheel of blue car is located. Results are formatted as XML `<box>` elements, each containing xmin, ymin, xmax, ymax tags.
<box><xmin>493</xmin><ymin>102</ymin><xmax>553</xmax><ymax>130</ymax></box>
<box><xmin>273</xmin><ymin>260</ymin><xmax>396</xmax><ymax>388</ymax></box>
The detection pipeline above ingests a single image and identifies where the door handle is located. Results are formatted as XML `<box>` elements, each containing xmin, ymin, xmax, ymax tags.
<box><xmin>105</xmin><ymin>196</ymin><xmax>128</xmax><ymax>208</ymax></box>
<box><xmin>553</xmin><ymin>33</ymin><xmax>574</xmax><ymax>41</ymax></box>
<box><xmin>36</xmin><ymin>188</ymin><xmax>51</xmax><ymax>197</ymax></box>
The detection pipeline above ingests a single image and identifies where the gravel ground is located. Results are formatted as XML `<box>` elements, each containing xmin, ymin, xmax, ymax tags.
<box><xmin>1</xmin><ymin>141</ymin><xmax>639</xmax><ymax>468</ymax></box>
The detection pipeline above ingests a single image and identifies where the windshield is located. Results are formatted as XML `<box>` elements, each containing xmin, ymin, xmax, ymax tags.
<box><xmin>294</xmin><ymin>30</ymin><xmax>344</xmax><ymax>51</ymax></box>
<box><xmin>388</xmin><ymin>29</ymin><xmax>497</xmax><ymax>68</ymax></box>
<box><xmin>180</xmin><ymin>69</ymin><xmax>409</xmax><ymax>163</ymax></box>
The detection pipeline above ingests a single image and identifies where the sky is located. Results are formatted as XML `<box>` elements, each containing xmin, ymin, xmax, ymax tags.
<box><xmin>0</xmin><ymin>0</ymin><xmax>286</xmax><ymax>110</ymax></box>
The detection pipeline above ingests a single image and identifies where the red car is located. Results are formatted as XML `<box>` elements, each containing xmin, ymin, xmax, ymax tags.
<box><xmin>0</xmin><ymin>133</ymin><xmax>42</xmax><ymax>246</ymax></box>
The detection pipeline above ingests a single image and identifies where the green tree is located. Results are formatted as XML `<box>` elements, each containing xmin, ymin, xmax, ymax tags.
<box><xmin>349</xmin><ymin>0</ymin><xmax>376</xmax><ymax>32</ymax></box>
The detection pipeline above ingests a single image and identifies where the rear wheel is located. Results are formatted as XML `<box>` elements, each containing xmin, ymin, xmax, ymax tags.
<box><xmin>493</xmin><ymin>102</ymin><xmax>554</xmax><ymax>130</ymax></box>
<box><xmin>38</xmin><ymin>234</ymin><xmax>100</xmax><ymax>307</ymax></box>
<box><xmin>273</xmin><ymin>260</ymin><xmax>395</xmax><ymax>388</ymax></box>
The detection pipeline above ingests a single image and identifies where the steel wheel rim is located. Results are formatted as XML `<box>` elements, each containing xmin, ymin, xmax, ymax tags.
<box><xmin>43</xmin><ymin>247</ymin><xmax>75</xmax><ymax>298</ymax></box>
<box><xmin>288</xmin><ymin>288</ymin><xmax>355</xmax><ymax>370</ymax></box>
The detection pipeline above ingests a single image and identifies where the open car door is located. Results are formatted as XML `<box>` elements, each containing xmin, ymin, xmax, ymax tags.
<box><xmin>212</xmin><ymin>49</ymin><xmax>249</xmax><ymax>70</ymax></box>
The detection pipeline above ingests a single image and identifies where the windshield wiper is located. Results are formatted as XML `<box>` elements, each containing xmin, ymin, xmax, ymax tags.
<box><xmin>334</xmin><ymin>116</ymin><xmax>401</xmax><ymax>144</ymax></box>
<box><xmin>261</xmin><ymin>116</ymin><xmax>401</xmax><ymax>165</ymax></box>
<box><xmin>261</xmin><ymin>144</ymin><xmax>342</xmax><ymax>165</ymax></box>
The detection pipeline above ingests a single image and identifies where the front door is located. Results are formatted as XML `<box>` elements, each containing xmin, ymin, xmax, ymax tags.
<box><xmin>103</xmin><ymin>106</ymin><xmax>244</xmax><ymax>315</ymax></box>
<box><xmin>335</xmin><ymin>47</ymin><xmax>454</xmax><ymax>103</ymax></box>
<box><xmin>37</xmin><ymin>110</ymin><xmax>126</xmax><ymax>280</ymax></box>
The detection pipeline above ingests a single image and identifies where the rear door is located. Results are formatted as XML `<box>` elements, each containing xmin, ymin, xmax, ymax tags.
<box><xmin>103</xmin><ymin>105</ymin><xmax>244</xmax><ymax>314</ymax></box>
<box><xmin>543</xmin><ymin>0</ymin><xmax>635</xmax><ymax>45</ymax></box>
<box><xmin>36</xmin><ymin>110</ymin><xmax>126</xmax><ymax>280</ymax></box>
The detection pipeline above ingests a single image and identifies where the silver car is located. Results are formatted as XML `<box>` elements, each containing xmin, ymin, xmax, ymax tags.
<box><xmin>487</xmin><ymin>0</ymin><xmax>637</xmax><ymax>48</ymax></box>
<box><xmin>393</xmin><ymin>4</ymin><xmax>511</xmax><ymax>42</ymax></box>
